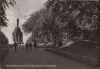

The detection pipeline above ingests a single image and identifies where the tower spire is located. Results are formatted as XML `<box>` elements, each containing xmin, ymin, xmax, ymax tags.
<box><xmin>17</xmin><ymin>18</ymin><xmax>19</xmax><ymax>27</ymax></box>
<box><xmin>16</xmin><ymin>1</ymin><xmax>20</xmax><ymax>27</ymax></box>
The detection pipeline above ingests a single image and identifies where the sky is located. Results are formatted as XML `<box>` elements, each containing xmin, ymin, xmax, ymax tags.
<box><xmin>1</xmin><ymin>0</ymin><xmax>47</xmax><ymax>44</ymax></box>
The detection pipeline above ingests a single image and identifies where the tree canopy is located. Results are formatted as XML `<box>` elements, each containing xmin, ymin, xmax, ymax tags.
<box><xmin>22</xmin><ymin>9</ymin><xmax>44</xmax><ymax>34</ymax></box>
<box><xmin>0</xmin><ymin>0</ymin><xmax>15</xmax><ymax>28</ymax></box>
<box><xmin>45</xmin><ymin>0</ymin><xmax>99</xmax><ymax>30</ymax></box>
<box><xmin>45</xmin><ymin>0</ymin><xmax>100</xmax><ymax>41</ymax></box>
<box><xmin>0</xmin><ymin>30</ymin><xmax>8</xmax><ymax>44</ymax></box>
<box><xmin>23</xmin><ymin>0</ymin><xmax>100</xmax><ymax>46</ymax></box>
<box><xmin>0</xmin><ymin>0</ymin><xmax>15</xmax><ymax>44</ymax></box>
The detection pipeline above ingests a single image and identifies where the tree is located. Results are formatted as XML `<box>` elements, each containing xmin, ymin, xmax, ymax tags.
<box><xmin>22</xmin><ymin>9</ymin><xmax>45</xmax><ymax>43</ymax></box>
<box><xmin>0</xmin><ymin>0</ymin><xmax>15</xmax><ymax>44</ymax></box>
<box><xmin>0</xmin><ymin>30</ymin><xmax>8</xmax><ymax>44</ymax></box>
<box><xmin>0</xmin><ymin>0</ymin><xmax>15</xmax><ymax>28</ymax></box>
<box><xmin>22</xmin><ymin>9</ymin><xmax>44</xmax><ymax>34</ymax></box>
<box><xmin>23</xmin><ymin>8</ymin><xmax>62</xmax><ymax>46</ymax></box>
<box><xmin>23</xmin><ymin>0</ymin><xmax>100</xmax><ymax>47</ymax></box>
<box><xmin>45</xmin><ymin>0</ymin><xmax>100</xmax><ymax>41</ymax></box>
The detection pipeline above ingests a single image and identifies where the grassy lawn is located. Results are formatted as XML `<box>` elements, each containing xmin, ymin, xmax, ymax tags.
<box><xmin>60</xmin><ymin>41</ymin><xmax>98</xmax><ymax>58</ymax></box>
<box><xmin>46</xmin><ymin>40</ymin><xmax>100</xmax><ymax>66</ymax></box>
<box><xmin>0</xmin><ymin>44</ymin><xmax>13</xmax><ymax>48</ymax></box>
<box><xmin>0</xmin><ymin>44</ymin><xmax>11</xmax><ymax>65</ymax></box>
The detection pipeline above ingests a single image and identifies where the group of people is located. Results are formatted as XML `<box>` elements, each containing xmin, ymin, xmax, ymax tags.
<box><xmin>25</xmin><ymin>42</ymin><xmax>32</xmax><ymax>51</ymax></box>
<box><xmin>13</xmin><ymin>41</ymin><xmax>37</xmax><ymax>52</ymax></box>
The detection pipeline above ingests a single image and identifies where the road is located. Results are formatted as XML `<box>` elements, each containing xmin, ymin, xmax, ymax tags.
<box><xmin>2</xmin><ymin>46</ymin><xmax>100</xmax><ymax>69</ymax></box>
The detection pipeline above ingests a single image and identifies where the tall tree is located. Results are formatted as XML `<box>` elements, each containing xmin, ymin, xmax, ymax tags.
<box><xmin>0</xmin><ymin>0</ymin><xmax>15</xmax><ymax>44</ymax></box>
<box><xmin>0</xmin><ymin>31</ymin><xmax>8</xmax><ymax>44</ymax></box>
<box><xmin>45</xmin><ymin>0</ymin><xmax>99</xmax><ymax>41</ymax></box>
<box><xmin>23</xmin><ymin>8</ymin><xmax>62</xmax><ymax>46</ymax></box>
<box><xmin>22</xmin><ymin>9</ymin><xmax>44</xmax><ymax>34</ymax></box>
<box><xmin>0</xmin><ymin>0</ymin><xmax>15</xmax><ymax>28</ymax></box>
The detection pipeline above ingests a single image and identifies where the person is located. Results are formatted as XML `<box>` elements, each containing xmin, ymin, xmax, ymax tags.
<box><xmin>29</xmin><ymin>42</ymin><xmax>32</xmax><ymax>51</ymax></box>
<box><xmin>58</xmin><ymin>40</ymin><xmax>62</xmax><ymax>47</ymax></box>
<box><xmin>34</xmin><ymin>40</ymin><xmax>37</xmax><ymax>48</ymax></box>
<box><xmin>25</xmin><ymin>42</ymin><xmax>28</xmax><ymax>51</ymax></box>
<box><xmin>14</xmin><ymin>43</ymin><xmax>17</xmax><ymax>52</ymax></box>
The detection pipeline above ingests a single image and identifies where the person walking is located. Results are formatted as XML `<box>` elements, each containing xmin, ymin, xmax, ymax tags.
<box><xmin>14</xmin><ymin>43</ymin><xmax>17</xmax><ymax>52</ymax></box>
<box><xmin>34</xmin><ymin>40</ymin><xmax>37</xmax><ymax>48</ymax></box>
<box><xmin>25</xmin><ymin>42</ymin><xmax>28</xmax><ymax>51</ymax></box>
<box><xmin>29</xmin><ymin>42</ymin><xmax>32</xmax><ymax>51</ymax></box>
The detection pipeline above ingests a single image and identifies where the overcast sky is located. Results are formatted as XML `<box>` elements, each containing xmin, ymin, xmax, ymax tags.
<box><xmin>2</xmin><ymin>0</ymin><xmax>47</xmax><ymax>44</ymax></box>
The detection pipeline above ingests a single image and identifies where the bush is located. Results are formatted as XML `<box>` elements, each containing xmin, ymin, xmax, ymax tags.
<box><xmin>0</xmin><ymin>31</ymin><xmax>8</xmax><ymax>44</ymax></box>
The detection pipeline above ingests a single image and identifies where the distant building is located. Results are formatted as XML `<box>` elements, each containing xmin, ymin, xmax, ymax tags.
<box><xmin>12</xmin><ymin>18</ymin><xmax>23</xmax><ymax>44</ymax></box>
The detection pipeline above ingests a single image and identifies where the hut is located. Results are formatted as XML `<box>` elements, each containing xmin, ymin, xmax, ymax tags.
<box><xmin>12</xmin><ymin>18</ymin><xmax>23</xmax><ymax>44</ymax></box>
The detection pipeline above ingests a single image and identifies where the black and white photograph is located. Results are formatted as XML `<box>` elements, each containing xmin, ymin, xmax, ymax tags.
<box><xmin>0</xmin><ymin>0</ymin><xmax>100</xmax><ymax>69</ymax></box>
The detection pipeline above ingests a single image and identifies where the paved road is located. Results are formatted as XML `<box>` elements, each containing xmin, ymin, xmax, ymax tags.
<box><xmin>2</xmin><ymin>46</ymin><xmax>100</xmax><ymax>69</ymax></box>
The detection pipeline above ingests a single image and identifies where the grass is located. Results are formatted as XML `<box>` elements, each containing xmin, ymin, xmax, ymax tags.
<box><xmin>0</xmin><ymin>44</ymin><xmax>13</xmax><ymax>48</ymax></box>
<box><xmin>0</xmin><ymin>44</ymin><xmax>10</xmax><ymax>65</ymax></box>
<box><xmin>45</xmin><ymin>40</ymin><xmax>100</xmax><ymax>66</ymax></box>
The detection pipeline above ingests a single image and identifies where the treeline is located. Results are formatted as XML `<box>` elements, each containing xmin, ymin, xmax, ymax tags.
<box><xmin>0</xmin><ymin>31</ymin><xmax>8</xmax><ymax>44</ymax></box>
<box><xmin>0</xmin><ymin>0</ymin><xmax>15</xmax><ymax>44</ymax></box>
<box><xmin>23</xmin><ymin>0</ymin><xmax>100</xmax><ymax>47</ymax></box>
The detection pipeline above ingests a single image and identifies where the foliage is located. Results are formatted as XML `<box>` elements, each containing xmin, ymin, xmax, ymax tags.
<box><xmin>45</xmin><ymin>0</ymin><xmax>100</xmax><ymax>41</ymax></box>
<box><xmin>22</xmin><ymin>9</ymin><xmax>44</xmax><ymax>34</ymax></box>
<box><xmin>23</xmin><ymin>8</ymin><xmax>62</xmax><ymax>46</ymax></box>
<box><xmin>0</xmin><ymin>31</ymin><xmax>8</xmax><ymax>44</ymax></box>
<box><xmin>0</xmin><ymin>0</ymin><xmax>15</xmax><ymax>28</ymax></box>
<box><xmin>23</xmin><ymin>0</ymin><xmax>100</xmax><ymax>47</ymax></box>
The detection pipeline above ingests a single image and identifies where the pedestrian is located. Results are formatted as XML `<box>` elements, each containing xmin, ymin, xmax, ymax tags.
<box><xmin>25</xmin><ymin>42</ymin><xmax>28</xmax><ymax>51</ymax></box>
<box><xmin>29</xmin><ymin>42</ymin><xmax>32</xmax><ymax>51</ymax></box>
<box><xmin>14</xmin><ymin>43</ymin><xmax>17</xmax><ymax>52</ymax></box>
<box><xmin>58</xmin><ymin>40</ymin><xmax>62</xmax><ymax>47</ymax></box>
<box><xmin>34</xmin><ymin>40</ymin><xmax>37</xmax><ymax>48</ymax></box>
